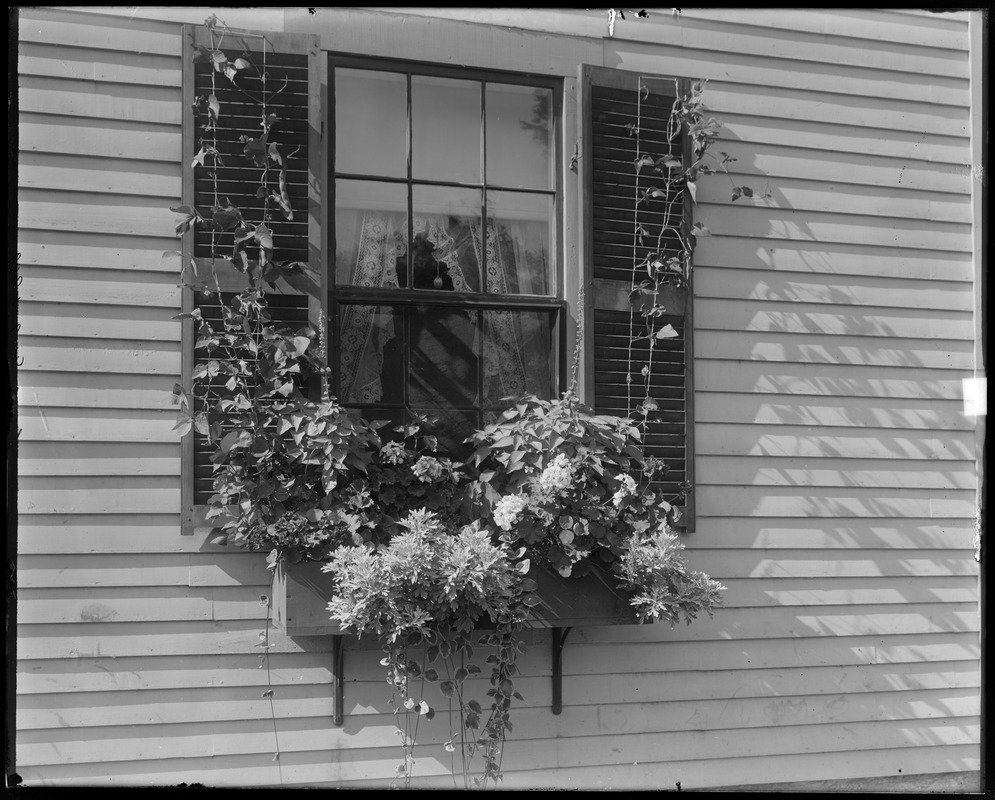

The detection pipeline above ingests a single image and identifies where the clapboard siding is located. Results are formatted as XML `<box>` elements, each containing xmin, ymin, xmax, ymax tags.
<box><xmin>15</xmin><ymin>6</ymin><xmax>981</xmax><ymax>791</ymax></box>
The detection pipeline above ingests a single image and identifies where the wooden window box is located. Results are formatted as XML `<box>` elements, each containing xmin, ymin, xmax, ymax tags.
<box><xmin>271</xmin><ymin>559</ymin><xmax>639</xmax><ymax>637</ymax></box>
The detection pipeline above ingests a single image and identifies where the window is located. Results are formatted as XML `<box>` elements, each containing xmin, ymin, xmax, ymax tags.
<box><xmin>180</xmin><ymin>27</ymin><xmax>692</xmax><ymax>530</ymax></box>
<box><xmin>329</xmin><ymin>58</ymin><xmax>564</xmax><ymax>454</ymax></box>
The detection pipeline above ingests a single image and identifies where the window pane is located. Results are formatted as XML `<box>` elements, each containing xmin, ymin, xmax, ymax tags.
<box><xmin>486</xmin><ymin>84</ymin><xmax>553</xmax><ymax>190</ymax></box>
<box><xmin>338</xmin><ymin>305</ymin><xmax>404</xmax><ymax>405</ymax></box>
<box><xmin>486</xmin><ymin>190</ymin><xmax>553</xmax><ymax>295</ymax></box>
<box><xmin>412</xmin><ymin>185</ymin><xmax>482</xmax><ymax>291</ymax></box>
<box><xmin>411</xmin><ymin>76</ymin><xmax>480</xmax><ymax>184</ymax></box>
<box><xmin>483</xmin><ymin>309</ymin><xmax>555</xmax><ymax>409</ymax></box>
<box><xmin>335</xmin><ymin>69</ymin><xmax>407</xmax><ymax>179</ymax></box>
<box><xmin>335</xmin><ymin>179</ymin><xmax>407</xmax><ymax>287</ymax></box>
<box><xmin>409</xmin><ymin>307</ymin><xmax>479</xmax><ymax>410</ymax></box>
<box><xmin>409</xmin><ymin>406</ymin><xmax>478</xmax><ymax>459</ymax></box>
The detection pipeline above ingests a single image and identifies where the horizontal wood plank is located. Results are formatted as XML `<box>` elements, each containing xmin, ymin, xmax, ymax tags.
<box><xmin>18</xmin><ymin>441</ymin><xmax>180</xmax><ymax>476</ymax></box>
<box><xmin>16</xmin><ymin>619</ymin><xmax>331</xmax><ymax>660</ymax></box>
<box><xmin>18</xmin><ymin>192</ymin><xmax>180</xmax><ymax>238</ymax></box>
<box><xmin>717</xmin><ymin>576</ymin><xmax>979</xmax><ymax>608</ymax></box>
<box><xmin>694</xmin><ymin>298</ymin><xmax>975</xmax><ymax>340</ymax></box>
<box><xmin>19</xmin><ymin>483</ymin><xmax>180</xmax><ymax>515</ymax></box>
<box><xmin>17</xmin><ymin>585</ymin><xmax>272</xmax><ymax>624</ymax></box>
<box><xmin>18</xmin><ymin>230</ymin><xmax>184</xmax><ymax>272</ymax></box>
<box><xmin>694</xmin><ymin>394</ymin><xmax>973</xmax><ymax>432</ymax></box>
<box><xmin>695</xmin><ymin>205</ymin><xmax>972</xmax><ymax>252</ymax></box>
<box><xmin>19</xmin><ymin>75</ymin><xmax>181</xmax><ymax>124</ymax></box>
<box><xmin>17</xmin><ymin>7</ymin><xmax>184</xmax><ymax>55</ymax></box>
<box><xmin>18</xmin><ymin>41</ymin><xmax>182</xmax><ymax>86</ymax></box>
<box><xmin>695</xmin><ymin>455</ymin><xmax>976</xmax><ymax>489</ymax></box>
<box><xmin>693</xmin><ymin>237</ymin><xmax>973</xmax><ymax>281</ymax></box>
<box><xmin>18</xmin><ymin>337</ymin><xmax>180</xmax><ymax>374</ymax></box>
<box><xmin>19</xmin><ymin>151</ymin><xmax>180</xmax><ymax>198</ymax></box>
<box><xmin>19</xmin><ymin>114</ymin><xmax>180</xmax><ymax>162</ymax></box>
<box><xmin>695</xmin><ymin>485</ymin><xmax>976</xmax><ymax>519</ymax></box>
<box><xmin>695</xmin><ymin>422</ymin><xmax>976</xmax><ymax>460</ymax></box>
<box><xmin>17</xmin><ymin>652</ymin><xmax>336</xmax><ymax>695</ymax></box>
<box><xmin>607</xmin><ymin>41</ymin><xmax>970</xmax><ymax>109</ymax></box>
<box><xmin>18</xmin><ymin>408</ymin><xmax>180</xmax><ymax>446</ymax></box>
<box><xmin>694</xmin><ymin>267</ymin><xmax>973</xmax><ymax>311</ymax></box>
<box><xmin>689</xmin><ymin>518</ymin><xmax>979</xmax><ymax>551</ymax></box>
<box><xmin>709</xmin><ymin>139</ymin><xmax>971</xmax><ymax>194</ymax></box>
<box><xmin>17</xmin><ymin>552</ymin><xmax>270</xmax><ymax>589</ymax></box>
<box><xmin>696</xmin><ymin>330</ymin><xmax>973</xmax><ymax>370</ymax></box>
<box><xmin>696</xmin><ymin>361</ymin><xmax>969</xmax><ymax>400</ymax></box>
<box><xmin>683</xmin><ymin>550</ymin><xmax>978</xmax><ymax>580</ymax></box>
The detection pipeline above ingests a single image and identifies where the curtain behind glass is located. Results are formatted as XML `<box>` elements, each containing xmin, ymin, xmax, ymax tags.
<box><xmin>336</xmin><ymin>211</ymin><xmax>551</xmax><ymax>409</ymax></box>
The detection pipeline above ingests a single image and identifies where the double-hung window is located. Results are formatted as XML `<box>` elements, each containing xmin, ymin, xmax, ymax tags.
<box><xmin>330</xmin><ymin>59</ymin><xmax>564</xmax><ymax>453</ymax></box>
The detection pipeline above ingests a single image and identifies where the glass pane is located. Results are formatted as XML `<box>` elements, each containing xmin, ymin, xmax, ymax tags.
<box><xmin>335</xmin><ymin>69</ymin><xmax>407</xmax><ymax>178</ymax></box>
<box><xmin>338</xmin><ymin>305</ymin><xmax>404</xmax><ymax>405</ymax></box>
<box><xmin>408</xmin><ymin>306</ymin><xmax>479</xmax><ymax>410</ymax></box>
<box><xmin>483</xmin><ymin>310</ymin><xmax>554</xmax><ymax>408</ymax></box>
<box><xmin>486</xmin><ymin>84</ymin><xmax>553</xmax><ymax>190</ymax></box>
<box><xmin>411</xmin><ymin>76</ymin><xmax>480</xmax><ymax>184</ymax></box>
<box><xmin>409</xmin><ymin>406</ymin><xmax>478</xmax><ymax>459</ymax></box>
<box><xmin>485</xmin><ymin>191</ymin><xmax>553</xmax><ymax>295</ymax></box>
<box><xmin>412</xmin><ymin>185</ymin><xmax>483</xmax><ymax>291</ymax></box>
<box><xmin>335</xmin><ymin>179</ymin><xmax>407</xmax><ymax>286</ymax></box>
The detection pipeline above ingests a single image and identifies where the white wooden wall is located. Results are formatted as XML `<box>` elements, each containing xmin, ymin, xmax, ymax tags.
<box><xmin>15</xmin><ymin>6</ymin><xmax>982</xmax><ymax>789</ymax></box>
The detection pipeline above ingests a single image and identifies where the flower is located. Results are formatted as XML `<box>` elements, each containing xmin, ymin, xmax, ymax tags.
<box><xmin>538</xmin><ymin>453</ymin><xmax>574</xmax><ymax>493</ymax></box>
<box><xmin>612</xmin><ymin>473</ymin><xmax>637</xmax><ymax>507</ymax></box>
<box><xmin>493</xmin><ymin>494</ymin><xmax>528</xmax><ymax>531</ymax></box>
<box><xmin>412</xmin><ymin>455</ymin><xmax>443</xmax><ymax>483</ymax></box>
<box><xmin>380</xmin><ymin>440</ymin><xmax>407</xmax><ymax>465</ymax></box>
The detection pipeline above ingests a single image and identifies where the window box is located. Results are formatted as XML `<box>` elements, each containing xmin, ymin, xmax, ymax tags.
<box><xmin>271</xmin><ymin>560</ymin><xmax>349</xmax><ymax>636</ymax></box>
<box><xmin>272</xmin><ymin>557</ymin><xmax>639</xmax><ymax>637</ymax></box>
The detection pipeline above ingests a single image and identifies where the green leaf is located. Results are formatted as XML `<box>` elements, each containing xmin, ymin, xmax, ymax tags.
<box><xmin>208</xmin><ymin>92</ymin><xmax>220</xmax><ymax>122</ymax></box>
<box><xmin>254</xmin><ymin>224</ymin><xmax>274</xmax><ymax>251</ymax></box>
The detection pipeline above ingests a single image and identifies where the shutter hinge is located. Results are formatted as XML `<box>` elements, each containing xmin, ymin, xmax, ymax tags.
<box><xmin>570</xmin><ymin>140</ymin><xmax>580</xmax><ymax>172</ymax></box>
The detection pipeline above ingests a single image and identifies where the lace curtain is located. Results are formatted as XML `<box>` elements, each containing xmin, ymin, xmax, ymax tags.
<box><xmin>337</xmin><ymin>211</ymin><xmax>552</xmax><ymax>419</ymax></box>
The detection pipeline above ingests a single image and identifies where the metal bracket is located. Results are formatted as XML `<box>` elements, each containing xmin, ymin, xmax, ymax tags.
<box><xmin>551</xmin><ymin>626</ymin><xmax>572</xmax><ymax>715</ymax></box>
<box><xmin>331</xmin><ymin>634</ymin><xmax>345</xmax><ymax>726</ymax></box>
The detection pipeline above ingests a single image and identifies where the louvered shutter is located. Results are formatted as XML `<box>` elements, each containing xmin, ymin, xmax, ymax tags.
<box><xmin>180</xmin><ymin>27</ymin><xmax>324</xmax><ymax>531</ymax></box>
<box><xmin>581</xmin><ymin>65</ymin><xmax>695</xmax><ymax>529</ymax></box>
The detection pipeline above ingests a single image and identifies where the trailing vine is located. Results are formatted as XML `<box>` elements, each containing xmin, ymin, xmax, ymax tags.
<box><xmin>624</xmin><ymin>74</ymin><xmax>769</xmax><ymax>499</ymax></box>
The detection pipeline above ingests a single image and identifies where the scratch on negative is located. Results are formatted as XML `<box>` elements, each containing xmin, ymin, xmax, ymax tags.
<box><xmin>26</xmin><ymin>389</ymin><xmax>51</xmax><ymax>433</ymax></box>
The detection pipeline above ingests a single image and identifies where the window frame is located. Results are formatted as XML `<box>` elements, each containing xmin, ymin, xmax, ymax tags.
<box><xmin>327</xmin><ymin>54</ymin><xmax>569</xmax><ymax>439</ymax></box>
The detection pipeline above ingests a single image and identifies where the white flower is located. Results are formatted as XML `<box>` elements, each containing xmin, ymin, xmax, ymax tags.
<box><xmin>493</xmin><ymin>494</ymin><xmax>528</xmax><ymax>531</ymax></box>
<box><xmin>612</xmin><ymin>473</ymin><xmax>638</xmax><ymax>507</ymax></box>
<box><xmin>411</xmin><ymin>455</ymin><xmax>442</xmax><ymax>483</ymax></box>
<box><xmin>539</xmin><ymin>453</ymin><xmax>575</xmax><ymax>493</ymax></box>
<box><xmin>380</xmin><ymin>441</ymin><xmax>406</xmax><ymax>465</ymax></box>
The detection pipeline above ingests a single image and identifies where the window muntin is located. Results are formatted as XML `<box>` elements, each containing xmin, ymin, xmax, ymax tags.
<box><xmin>330</xmin><ymin>58</ymin><xmax>562</xmax><ymax>450</ymax></box>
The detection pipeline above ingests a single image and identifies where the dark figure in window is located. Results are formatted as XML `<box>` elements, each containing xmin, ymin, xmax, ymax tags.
<box><xmin>381</xmin><ymin>232</ymin><xmax>477</xmax><ymax>452</ymax></box>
